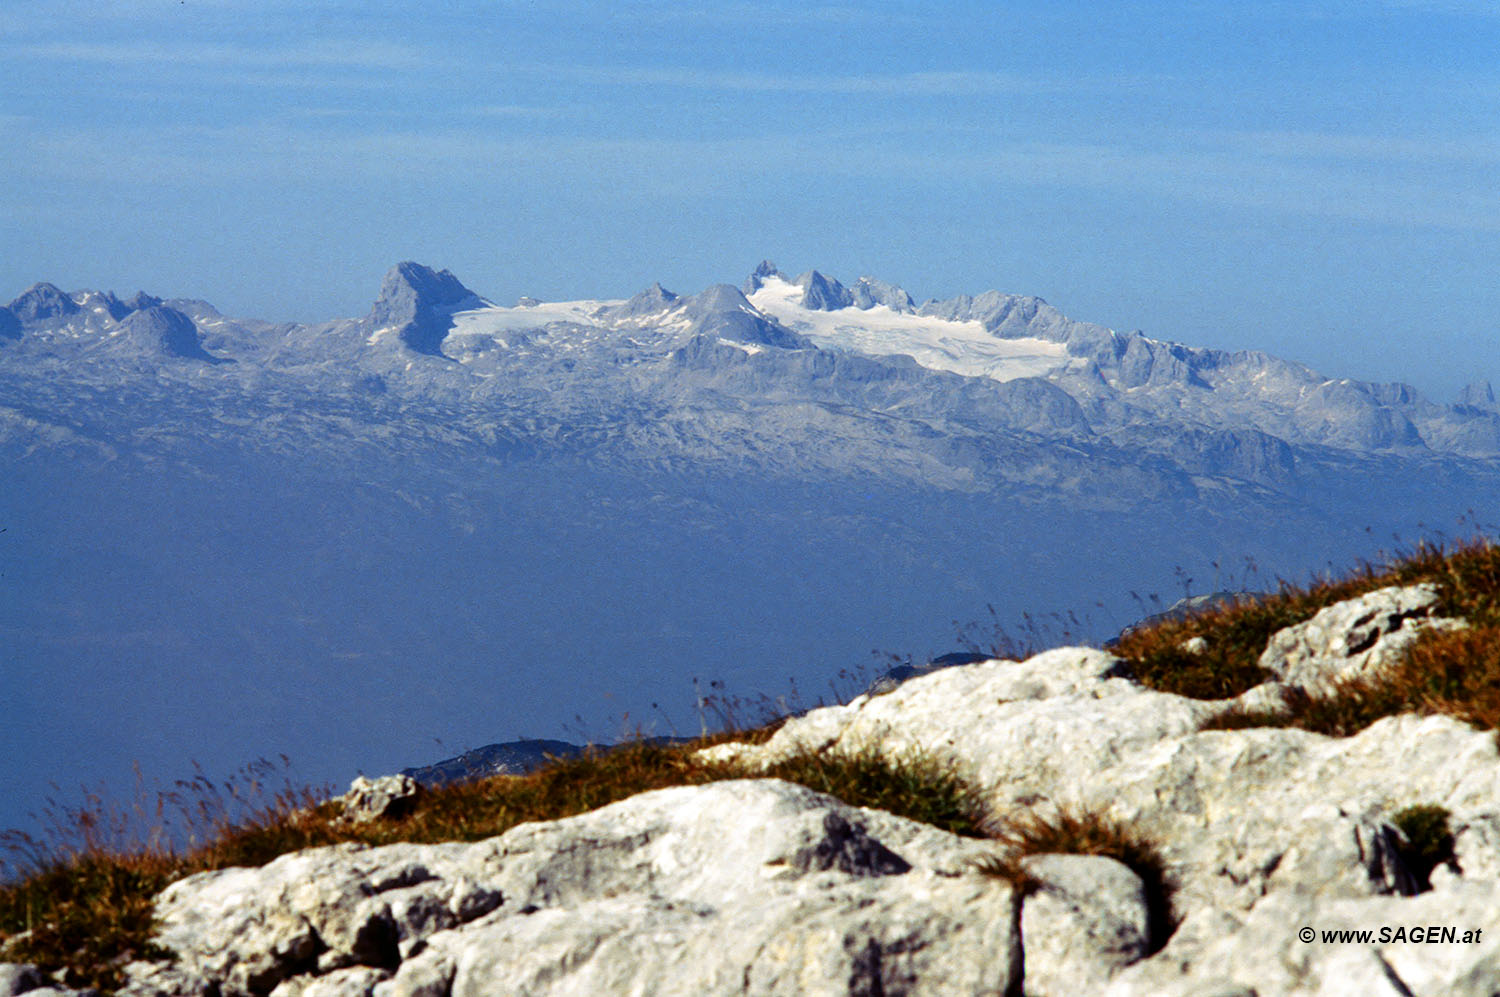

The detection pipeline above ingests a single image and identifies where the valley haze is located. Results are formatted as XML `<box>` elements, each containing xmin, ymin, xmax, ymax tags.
<box><xmin>2</xmin><ymin>260</ymin><xmax>1498</xmax><ymax>838</ymax></box>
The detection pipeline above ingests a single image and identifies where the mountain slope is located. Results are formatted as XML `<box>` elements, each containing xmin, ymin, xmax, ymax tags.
<box><xmin>1</xmin><ymin>260</ymin><xmax>1497</xmax><ymax>837</ymax></box>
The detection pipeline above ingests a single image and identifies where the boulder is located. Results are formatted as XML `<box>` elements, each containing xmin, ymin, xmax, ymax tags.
<box><xmin>337</xmin><ymin>775</ymin><xmax>421</xmax><ymax>824</ymax></box>
<box><xmin>1258</xmin><ymin>584</ymin><xmax>1465</xmax><ymax>693</ymax></box>
<box><xmin>110</xmin><ymin>600</ymin><xmax>1500</xmax><ymax>996</ymax></box>
<box><xmin>130</xmin><ymin>781</ymin><xmax>1017</xmax><ymax>997</ymax></box>
<box><xmin>699</xmin><ymin>649</ymin><xmax>1500</xmax><ymax>921</ymax></box>
<box><xmin>1019</xmin><ymin>854</ymin><xmax>1152</xmax><ymax>996</ymax></box>
<box><xmin>698</xmin><ymin>648</ymin><xmax>1218</xmax><ymax>815</ymax></box>
<box><xmin>0</xmin><ymin>965</ymin><xmax>47</xmax><ymax>997</ymax></box>
<box><xmin>148</xmin><ymin>840</ymin><xmax>504</xmax><ymax>996</ymax></box>
<box><xmin>1102</xmin><ymin>881</ymin><xmax>1500</xmax><ymax>997</ymax></box>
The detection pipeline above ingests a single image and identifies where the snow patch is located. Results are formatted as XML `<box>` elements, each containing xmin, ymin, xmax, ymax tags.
<box><xmin>446</xmin><ymin>299</ymin><xmax>621</xmax><ymax>337</ymax></box>
<box><xmin>748</xmin><ymin>275</ymin><xmax>1065</xmax><ymax>383</ymax></box>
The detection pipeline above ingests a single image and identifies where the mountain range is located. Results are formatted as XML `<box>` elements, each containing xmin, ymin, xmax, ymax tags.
<box><xmin>2</xmin><ymin>260</ymin><xmax>1497</xmax><ymax>835</ymax></box>
<box><xmin>8</xmin><ymin>259</ymin><xmax>1499</xmax><ymax>483</ymax></box>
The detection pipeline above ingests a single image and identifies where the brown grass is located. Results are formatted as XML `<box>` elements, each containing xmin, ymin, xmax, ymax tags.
<box><xmin>1202</xmin><ymin>623</ymin><xmax>1500</xmax><ymax>737</ymax></box>
<box><xmin>0</xmin><ymin>758</ymin><xmax>326</xmax><ymax>989</ymax></box>
<box><xmin>975</xmin><ymin>806</ymin><xmax>1173</xmax><ymax>951</ymax></box>
<box><xmin>0</xmin><ymin>732</ymin><xmax>985</xmax><ymax>990</ymax></box>
<box><xmin>9</xmin><ymin>538</ymin><xmax>1500</xmax><ymax>989</ymax></box>
<box><xmin>1119</xmin><ymin>539</ymin><xmax>1500</xmax><ymax>736</ymax></box>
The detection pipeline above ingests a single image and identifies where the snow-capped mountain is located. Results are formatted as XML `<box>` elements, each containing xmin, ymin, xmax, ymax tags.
<box><xmin>2</xmin><ymin>260</ymin><xmax>1496</xmax><ymax>835</ymax></box>
<box><xmin>6</xmin><ymin>259</ymin><xmax>1496</xmax><ymax>490</ymax></box>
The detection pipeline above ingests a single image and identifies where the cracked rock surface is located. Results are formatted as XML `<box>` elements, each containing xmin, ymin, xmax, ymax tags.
<box><xmin>5</xmin><ymin>585</ymin><xmax>1495</xmax><ymax>996</ymax></box>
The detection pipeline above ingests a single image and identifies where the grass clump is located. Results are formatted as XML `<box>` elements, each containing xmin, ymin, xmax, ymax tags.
<box><xmin>1114</xmin><ymin>587</ymin><xmax>1362</xmax><ymax>700</ymax></box>
<box><xmin>0</xmin><ymin>856</ymin><xmax>174</xmax><ymax>986</ymax></box>
<box><xmin>976</xmin><ymin>806</ymin><xmax>1173</xmax><ymax>952</ymax></box>
<box><xmin>1199</xmin><ymin>620</ymin><xmax>1500</xmax><ymax>737</ymax></box>
<box><xmin>1390</xmin><ymin>804</ymin><xmax>1455</xmax><ymax>892</ymax></box>
<box><xmin>0</xmin><ymin>731</ymin><xmax>988</xmax><ymax>989</ymax></box>
<box><xmin>1198</xmin><ymin>684</ymin><xmax>1406</xmax><ymax>738</ymax></box>
<box><xmin>1118</xmin><ymin>539</ymin><xmax>1500</xmax><ymax>738</ymax></box>
<box><xmin>757</xmin><ymin>748</ymin><xmax>989</xmax><ymax>838</ymax></box>
<box><xmin>1392</xmin><ymin>624</ymin><xmax>1500</xmax><ymax>730</ymax></box>
<box><xmin>1</xmin><ymin>759</ymin><xmax>327</xmax><ymax>990</ymax></box>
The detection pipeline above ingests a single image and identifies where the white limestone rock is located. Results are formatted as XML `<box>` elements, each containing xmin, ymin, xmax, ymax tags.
<box><xmin>0</xmin><ymin>965</ymin><xmax>47</xmax><ymax>997</ymax></box>
<box><xmin>0</xmin><ymin>971</ymin><xmax>90</xmax><ymax>997</ymax></box>
<box><xmin>133</xmin><ymin>780</ymin><xmax>1019</xmax><ymax>997</ymax></box>
<box><xmin>396</xmin><ymin>881</ymin><xmax>1015</xmax><ymax>997</ymax></box>
<box><xmin>149</xmin><ymin>841</ymin><xmax>503</xmax><ymax>997</ymax></box>
<box><xmin>270</xmin><ymin>967</ymin><xmax>390</xmax><ymax>997</ymax></box>
<box><xmin>1019</xmin><ymin>854</ymin><xmax>1152</xmax><ymax>996</ymax></box>
<box><xmin>701</xmin><ymin>650</ymin><xmax>1500</xmax><ymax>927</ymax></box>
<box><xmin>112</xmin><ymin>615</ymin><xmax>1500</xmax><ymax>996</ymax></box>
<box><xmin>1257</xmin><ymin>583</ymin><xmax>1465</xmax><ymax>693</ymax></box>
<box><xmin>1079</xmin><ymin>714</ymin><xmax>1500</xmax><ymax>916</ymax></box>
<box><xmin>699</xmin><ymin>648</ymin><xmax>1217</xmax><ymax>813</ymax></box>
<box><xmin>1103</xmin><ymin>880</ymin><xmax>1500</xmax><ymax>997</ymax></box>
<box><xmin>1446</xmin><ymin>811</ymin><xmax>1500</xmax><ymax>884</ymax></box>
<box><xmin>338</xmin><ymin>775</ymin><xmax>421</xmax><ymax>825</ymax></box>
<box><xmin>114</xmin><ymin>961</ymin><xmax>216</xmax><ymax>997</ymax></box>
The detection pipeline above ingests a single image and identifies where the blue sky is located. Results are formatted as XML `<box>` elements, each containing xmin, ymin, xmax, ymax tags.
<box><xmin>3</xmin><ymin>0</ymin><xmax>1499</xmax><ymax>399</ymax></box>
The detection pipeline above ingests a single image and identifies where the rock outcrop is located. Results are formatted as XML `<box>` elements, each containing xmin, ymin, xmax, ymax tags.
<box><xmin>6</xmin><ymin>585</ymin><xmax>1498</xmax><ymax>996</ymax></box>
<box><xmin>366</xmin><ymin>263</ymin><xmax>482</xmax><ymax>356</ymax></box>
<box><xmin>681</xmin><ymin>284</ymin><xmax>807</xmax><ymax>349</ymax></box>
<box><xmin>336</xmin><ymin>775</ymin><xmax>421</xmax><ymax>825</ymax></box>
<box><xmin>6</xmin><ymin>283</ymin><xmax>80</xmax><ymax>324</ymax></box>
<box><xmin>104</xmin><ymin>782</ymin><xmax>1020</xmax><ymax>997</ymax></box>
<box><xmin>119</xmin><ymin>306</ymin><xmax>229</xmax><ymax>363</ymax></box>
<box><xmin>1256</xmin><ymin>582</ymin><xmax>1465</xmax><ymax>692</ymax></box>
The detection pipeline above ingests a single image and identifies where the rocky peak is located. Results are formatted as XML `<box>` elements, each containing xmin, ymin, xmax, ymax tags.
<box><xmin>124</xmin><ymin>291</ymin><xmax>164</xmax><ymax>314</ymax></box>
<box><xmin>850</xmin><ymin>276</ymin><xmax>914</xmax><ymax>313</ymax></box>
<box><xmin>685</xmin><ymin>283</ymin><xmax>757</xmax><ymax>316</ymax></box>
<box><xmin>682</xmin><ymin>284</ymin><xmax>808</xmax><ymax>349</ymax></box>
<box><xmin>598</xmin><ymin>282</ymin><xmax>680</xmax><ymax>322</ymax></box>
<box><xmin>741</xmin><ymin>259</ymin><xmax>784</xmax><ymax>295</ymax></box>
<box><xmin>120</xmin><ymin>305</ymin><xmax>229</xmax><ymax>363</ymax></box>
<box><xmin>7</xmin><ymin>282</ymin><xmax>81</xmax><ymax>323</ymax></box>
<box><xmin>794</xmin><ymin>270</ymin><xmax>853</xmax><ymax>311</ymax></box>
<box><xmin>367</xmin><ymin>262</ymin><xmax>482</xmax><ymax>356</ymax></box>
<box><xmin>1459</xmin><ymin>381</ymin><xmax>1497</xmax><ymax>410</ymax></box>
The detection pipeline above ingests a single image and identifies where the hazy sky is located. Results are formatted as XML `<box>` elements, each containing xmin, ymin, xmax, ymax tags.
<box><xmin>4</xmin><ymin>0</ymin><xmax>1498</xmax><ymax>399</ymax></box>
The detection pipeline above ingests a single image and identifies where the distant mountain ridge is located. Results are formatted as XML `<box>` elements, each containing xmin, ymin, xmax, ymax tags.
<box><xmin>4</xmin><ymin>258</ymin><xmax>1499</xmax><ymax>836</ymax></box>
<box><xmin>4</xmin><ymin>259</ymin><xmax>1495</xmax><ymax>479</ymax></box>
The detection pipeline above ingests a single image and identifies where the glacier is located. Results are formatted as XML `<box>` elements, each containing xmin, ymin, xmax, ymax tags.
<box><xmin>1</xmin><ymin>260</ymin><xmax>1496</xmax><ymax>837</ymax></box>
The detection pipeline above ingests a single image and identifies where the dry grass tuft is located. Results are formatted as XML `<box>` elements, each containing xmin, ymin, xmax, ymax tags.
<box><xmin>1199</xmin><ymin>616</ymin><xmax>1500</xmax><ymax>738</ymax></box>
<box><xmin>1390</xmin><ymin>804</ymin><xmax>1455</xmax><ymax>892</ymax></box>
<box><xmin>756</xmin><ymin>748</ymin><xmax>989</xmax><ymax>839</ymax></box>
<box><xmin>10</xmin><ymin>538</ymin><xmax>1500</xmax><ymax>988</ymax></box>
<box><xmin>0</xmin><ymin>758</ymin><xmax>325</xmax><ymax>989</ymax></box>
<box><xmin>1122</xmin><ymin>539</ymin><xmax>1500</xmax><ymax>737</ymax></box>
<box><xmin>975</xmin><ymin>806</ymin><xmax>1173</xmax><ymax>951</ymax></box>
<box><xmin>0</xmin><ymin>730</ymin><xmax>981</xmax><ymax>989</ymax></box>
